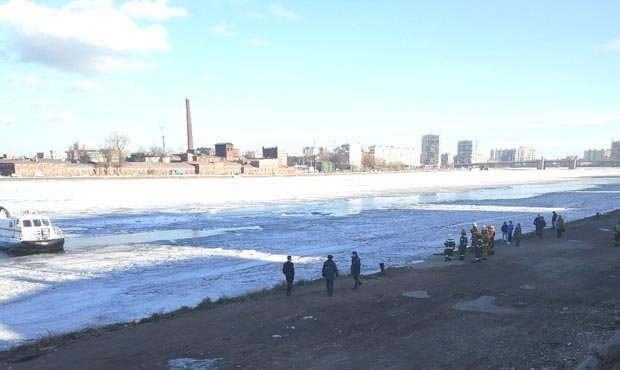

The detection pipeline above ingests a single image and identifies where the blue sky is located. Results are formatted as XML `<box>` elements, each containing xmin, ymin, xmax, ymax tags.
<box><xmin>1</xmin><ymin>0</ymin><xmax>619</xmax><ymax>158</ymax></box>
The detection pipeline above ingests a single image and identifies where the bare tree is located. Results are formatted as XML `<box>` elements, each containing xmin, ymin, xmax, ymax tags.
<box><xmin>104</xmin><ymin>132</ymin><xmax>130</xmax><ymax>169</ymax></box>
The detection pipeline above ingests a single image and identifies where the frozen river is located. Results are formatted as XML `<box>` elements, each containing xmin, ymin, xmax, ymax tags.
<box><xmin>1</xmin><ymin>169</ymin><xmax>620</xmax><ymax>349</ymax></box>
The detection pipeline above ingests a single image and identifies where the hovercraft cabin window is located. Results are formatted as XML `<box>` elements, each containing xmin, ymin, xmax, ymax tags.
<box><xmin>42</xmin><ymin>219</ymin><xmax>50</xmax><ymax>226</ymax></box>
<box><xmin>33</xmin><ymin>219</ymin><xmax>42</xmax><ymax>227</ymax></box>
<box><xmin>23</xmin><ymin>220</ymin><xmax>32</xmax><ymax>227</ymax></box>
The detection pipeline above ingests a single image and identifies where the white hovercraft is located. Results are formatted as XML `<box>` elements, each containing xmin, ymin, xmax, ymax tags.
<box><xmin>0</xmin><ymin>206</ymin><xmax>65</xmax><ymax>255</ymax></box>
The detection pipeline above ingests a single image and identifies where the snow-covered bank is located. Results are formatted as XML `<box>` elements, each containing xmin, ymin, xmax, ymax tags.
<box><xmin>1</xmin><ymin>169</ymin><xmax>620</xmax><ymax>350</ymax></box>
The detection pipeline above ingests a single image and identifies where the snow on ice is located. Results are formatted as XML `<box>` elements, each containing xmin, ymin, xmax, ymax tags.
<box><xmin>1</xmin><ymin>169</ymin><xmax>620</xmax><ymax>349</ymax></box>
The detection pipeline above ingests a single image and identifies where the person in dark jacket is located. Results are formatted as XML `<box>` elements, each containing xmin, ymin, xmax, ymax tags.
<box><xmin>282</xmin><ymin>255</ymin><xmax>295</xmax><ymax>296</ymax></box>
<box><xmin>470</xmin><ymin>222</ymin><xmax>478</xmax><ymax>248</ymax></box>
<box><xmin>444</xmin><ymin>236</ymin><xmax>456</xmax><ymax>262</ymax></box>
<box><xmin>514</xmin><ymin>223</ymin><xmax>522</xmax><ymax>247</ymax></box>
<box><xmin>555</xmin><ymin>215</ymin><xmax>565</xmax><ymax>237</ymax></box>
<box><xmin>507</xmin><ymin>221</ymin><xmax>514</xmax><ymax>244</ymax></box>
<box><xmin>552</xmin><ymin>211</ymin><xmax>558</xmax><ymax>229</ymax></box>
<box><xmin>474</xmin><ymin>230</ymin><xmax>483</xmax><ymax>262</ymax></box>
<box><xmin>500</xmin><ymin>222</ymin><xmax>508</xmax><ymax>243</ymax></box>
<box><xmin>350</xmin><ymin>251</ymin><xmax>362</xmax><ymax>289</ymax></box>
<box><xmin>534</xmin><ymin>214</ymin><xmax>546</xmax><ymax>239</ymax></box>
<box><xmin>614</xmin><ymin>220</ymin><xmax>620</xmax><ymax>247</ymax></box>
<box><xmin>322</xmin><ymin>255</ymin><xmax>339</xmax><ymax>296</ymax></box>
<box><xmin>458</xmin><ymin>229</ymin><xmax>468</xmax><ymax>260</ymax></box>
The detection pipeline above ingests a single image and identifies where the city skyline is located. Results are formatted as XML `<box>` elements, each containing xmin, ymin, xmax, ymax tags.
<box><xmin>1</xmin><ymin>1</ymin><xmax>620</xmax><ymax>158</ymax></box>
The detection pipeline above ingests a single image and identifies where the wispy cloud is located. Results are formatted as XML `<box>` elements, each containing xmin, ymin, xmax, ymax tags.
<box><xmin>602</xmin><ymin>37</ymin><xmax>620</xmax><ymax>51</ymax></box>
<box><xmin>246</xmin><ymin>37</ymin><xmax>269</xmax><ymax>47</ymax></box>
<box><xmin>40</xmin><ymin>111</ymin><xmax>72</xmax><ymax>122</ymax></box>
<box><xmin>245</xmin><ymin>11</ymin><xmax>265</xmax><ymax>19</ymax></box>
<box><xmin>209</xmin><ymin>21</ymin><xmax>237</xmax><ymax>37</ymax></box>
<box><xmin>268</xmin><ymin>3</ymin><xmax>299</xmax><ymax>20</ymax></box>
<box><xmin>0</xmin><ymin>0</ymin><xmax>171</xmax><ymax>74</ymax></box>
<box><xmin>9</xmin><ymin>74</ymin><xmax>40</xmax><ymax>88</ymax></box>
<box><xmin>230</xmin><ymin>0</ymin><xmax>250</xmax><ymax>6</ymax></box>
<box><xmin>509</xmin><ymin>112</ymin><xmax>620</xmax><ymax>128</ymax></box>
<box><xmin>0</xmin><ymin>119</ymin><xmax>15</xmax><ymax>127</ymax></box>
<box><xmin>121</xmin><ymin>0</ymin><xmax>187</xmax><ymax>20</ymax></box>
<box><xmin>0</xmin><ymin>98</ymin><xmax>15</xmax><ymax>105</ymax></box>
<box><xmin>67</xmin><ymin>79</ymin><xmax>103</xmax><ymax>93</ymax></box>
<box><xmin>201</xmin><ymin>73</ymin><xmax>220</xmax><ymax>82</ymax></box>
<box><xmin>31</xmin><ymin>100</ymin><xmax>59</xmax><ymax>110</ymax></box>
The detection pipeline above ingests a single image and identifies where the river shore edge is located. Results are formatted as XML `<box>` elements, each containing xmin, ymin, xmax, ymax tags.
<box><xmin>2</xmin><ymin>209</ymin><xmax>620</xmax><ymax>369</ymax></box>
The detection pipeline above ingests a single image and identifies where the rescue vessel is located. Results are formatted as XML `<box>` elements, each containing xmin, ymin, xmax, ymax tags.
<box><xmin>0</xmin><ymin>206</ymin><xmax>65</xmax><ymax>255</ymax></box>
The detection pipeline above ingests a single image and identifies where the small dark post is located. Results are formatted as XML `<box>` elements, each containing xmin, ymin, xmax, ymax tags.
<box><xmin>379</xmin><ymin>262</ymin><xmax>385</xmax><ymax>275</ymax></box>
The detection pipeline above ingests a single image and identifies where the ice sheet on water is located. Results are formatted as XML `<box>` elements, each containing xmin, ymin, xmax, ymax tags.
<box><xmin>168</xmin><ymin>357</ymin><xmax>222</xmax><ymax>370</ymax></box>
<box><xmin>0</xmin><ymin>169</ymin><xmax>619</xmax><ymax>349</ymax></box>
<box><xmin>0</xmin><ymin>169</ymin><xmax>617</xmax><ymax>217</ymax></box>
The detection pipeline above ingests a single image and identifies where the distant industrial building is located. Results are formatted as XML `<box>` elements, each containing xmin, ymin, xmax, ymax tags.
<box><xmin>262</xmin><ymin>146</ymin><xmax>288</xmax><ymax>167</ymax></box>
<box><xmin>369</xmin><ymin>145</ymin><xmax>419</xmax><ymax>168</ymax></box>
<box><xmin>420</xmin><ymin>134</ymin><xmax>440</xmax><ymax>168</ymax></box>
<box><xmin>215</xmin><ymin>143</ymin><xmax>235</xmax><ymax>161</ymax></box>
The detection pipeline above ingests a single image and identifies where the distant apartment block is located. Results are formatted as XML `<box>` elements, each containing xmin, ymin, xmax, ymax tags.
<box><xmin>420</xmin><ymin>134</ymin><xmax>440</xmax><ymax>168</ymax></box>
<box><xmin>489</xmin><ymin>148</ymin><xmax>516</xmax><ymax>162</ymax></box>
<box><xmin>612</xmin><ymin>140</ymin><xmax>620</xmax><ymax>161</ymax></box>
<box><xmin>472</xmin><ymin>153</ymin><xmax>488</xmax><ymax>163</ymax></box>
<box><xmin>583</xmin><ymin>149</ymin><xmax>611</xmax><ymax>161</ymax></box>
<box><xmin>333</xmin><ymin>143</ymin><xmax>362</xmax><ymax>170</ymax></box>
<box><xmin>440</xmin><ymin>153</ymin><xmax>454</xmax><ymax>167</ymax></box>
<box><xmin>369</xmin><ymin>145</ymin><xmax>420</xmax><ymax>167</ymax></box>
<box><xmin>456</xmin><ymin>140</ymin><xmax>473</xmax><ymax>165</ymax></box>
<box><xmin>516</xmin><ymin>147</ymin><xmax>536</xmax><ymax>162</ymax></box>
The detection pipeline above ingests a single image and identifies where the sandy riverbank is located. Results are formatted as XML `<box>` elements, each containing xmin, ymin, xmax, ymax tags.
<box><xmin>3</xmin><ymin>210</ymin><xmax>620</xmax><ymax>369</ymax></box>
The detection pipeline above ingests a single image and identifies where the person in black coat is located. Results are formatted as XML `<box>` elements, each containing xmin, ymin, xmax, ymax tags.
<box><xmin>350</xmin><ymin>251</ymin><xmax>362</xmax><ymax>289</ymax></box>
<box><xmin>322</xmin><ymin>255</ymin><xmax>339</xmax><ymax>296</ymax></box>
<box><xmin>534</xmin><ymin>214</ymin><xmax>546</xmax><ymax>239</ymax></box>
<box><xmin>282</xmin><ymin>255</ymin><xmax>295</xmax><ymax>296</ymax></box>
<box><xmin>552</xmin><ymin>211</ymin><xmax>558</xmax><ymax>229</ymax></box>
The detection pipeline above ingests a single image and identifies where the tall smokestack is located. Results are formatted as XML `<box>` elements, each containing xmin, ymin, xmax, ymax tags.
<box><xmin>185</xmin><ymin>98</ymin><xmax>194</xmax><ymax>153</ymax></box>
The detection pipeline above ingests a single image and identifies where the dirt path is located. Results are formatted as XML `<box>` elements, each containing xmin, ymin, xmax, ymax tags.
<box><xmin>3</xmin><ymin>212</ymin><xmax>620</xmax><ymax>370</ymax></box>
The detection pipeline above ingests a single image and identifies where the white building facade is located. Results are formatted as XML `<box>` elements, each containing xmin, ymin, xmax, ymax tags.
<box><xmin>369</xmin><ymin>145</ymin><xmax>420</xmax><ymax>167</ymax></box>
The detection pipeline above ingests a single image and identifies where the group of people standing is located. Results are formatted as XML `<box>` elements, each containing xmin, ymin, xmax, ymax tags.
<box><xmin>283</xmin><ymin>211</ymin><xmax>575</xmax><ymax>296</ymax></box>
<box><xmin>282</xmin><ymin>251</ymin><xmax>362</xmax><ymax>297</ymax></box>
<box><xmin>534</xmin><ymin>211</ymin><xmax>566</xmax><ymax>238</ymax></box>
<box><xmin>444</xmin><ymin>222</ymin><xmax>524</xmax><ymax>263</ymax></box>
<box><xmin>443</xmin><ymin>211</ymin><xmax>569</xmax><ymax>263</ymax></box>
